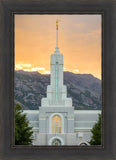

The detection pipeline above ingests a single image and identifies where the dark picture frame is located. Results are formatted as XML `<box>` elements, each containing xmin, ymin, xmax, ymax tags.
<box><xmin>0</xmin><ymin>0</ymin><xmax>116</xmax><ymax>160</ymax></box>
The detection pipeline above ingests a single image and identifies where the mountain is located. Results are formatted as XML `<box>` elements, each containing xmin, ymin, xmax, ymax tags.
<box><xmin>14</xmin><ymin>70</ymin><xmax>101</xmax><ymax>110</ymax></box>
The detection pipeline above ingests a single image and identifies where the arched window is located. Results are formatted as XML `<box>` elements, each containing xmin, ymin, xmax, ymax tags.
<box><xmin>52</xmin><ymin>115</ymin><xmax>61</xmax><ymax>134</ymax></box>
<box><xmin>51</xmin><ymin>138</ymin><xmax>62</xmax><ymax>146</ymax></box>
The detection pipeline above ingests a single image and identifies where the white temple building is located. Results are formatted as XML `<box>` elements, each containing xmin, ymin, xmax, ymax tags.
<box><xmin>23</xmin><ymin>20</ymin><xmax>101</xmax><ymax>146</ymax></box>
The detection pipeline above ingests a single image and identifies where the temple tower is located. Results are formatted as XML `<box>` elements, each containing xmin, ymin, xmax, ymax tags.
<box><xmin>39</xmin><ymin>20</ymin><xmax>74</xmax><ymax>145</ymax></box>
<box><xmin>41</xmin><ymin>20</ymin><xmax>72</xmax><ymax>107</ymax></box>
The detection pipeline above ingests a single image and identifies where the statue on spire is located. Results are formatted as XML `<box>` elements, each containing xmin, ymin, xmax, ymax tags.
<box><xmin>56</xmin><ymin>19</ymin><xmax>58</xmax><ymax>30</ymax></box>
<box><xmin>55</xmin><ymin>19</ymin><xmax>60</xmax><ymax>53</ymax></box>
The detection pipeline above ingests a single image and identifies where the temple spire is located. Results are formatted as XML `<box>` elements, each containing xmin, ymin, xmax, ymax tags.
<box><xmin>55</xmin><ymin>19</ymin><xmax>59</xmax><ymax>53</ymax></box>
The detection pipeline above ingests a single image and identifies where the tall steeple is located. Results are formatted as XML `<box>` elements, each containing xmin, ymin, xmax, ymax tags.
<box><xmin>55</xmin><ymin>19</ymin><xmax>60</xmax><ymax>54</ymax></box>
<box><xmin>41</xmin><ymin>20</ymin><xmax>72</xmax><ymax>107</ymax></box>
<box><xmin>39</xmin><ymin>20</ymin><xmax>74</xmax><ymax>138</ymax></box>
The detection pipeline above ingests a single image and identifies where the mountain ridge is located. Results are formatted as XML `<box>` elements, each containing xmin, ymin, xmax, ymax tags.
<box><xmin>14</xmin><ymin>70</ymin><xmax>101</xmax><ymax>110</ymax></box>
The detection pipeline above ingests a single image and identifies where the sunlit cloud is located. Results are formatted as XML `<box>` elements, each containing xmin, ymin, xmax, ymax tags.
<box><xmin>23</xmin><ymin>69</ymin><xmax>30</xmax><ymax>71</ymax></box>
<box><xmin>21</xmin><ymin>64</ymin><xmax>32</xmax><ymax>67</ymax></box>
<box><xmin>36</xmin><ymin>67</ymin><xmax>45</xmax><ymax>70</ymax></box>
<box><xmin>31</xmin><ymin>67</ymin><xmax>45</xmax><ymax>71</ymax></box>
<box><xmin>15</xmin><ymin>63</ymin><xmax>32</xmax><ymax>70</ymax></box>
<box><xmin>63</xmin><ymin>67</ymin><xmax>67</xmax><ymax>70</ymax></box>
<box><xmin>15</xmin><ymin>63</ymin><xmax>50</xmax><ymax>74</ymax></box>
<box><xmin>31</xmin><ymin>68</ymin><xmax>38</xmax><ymax>71</ymax></box>
<box><xmin>73</xmin><ymin>69</ymin><xmax>79</xmax><ymax>73</ymax></box>
<box><xmin>44</xmin><ymin>71</ymin><xmax>51</xmax><ymax>74</ymax></box>
<box><xmin>15</xmin><ymin>64</ymin><xmax>23</xmax><ymax>69</ymax></box>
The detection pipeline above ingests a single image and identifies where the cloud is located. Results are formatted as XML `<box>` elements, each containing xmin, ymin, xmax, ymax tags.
<box><xmin>21</xmin><ymin>64</ymin><xmax>32</xmax><ymax>67</ymax></box>
<box><xmin>63</xmin><ymin>67</ymin><xmax>67</xmax><ymax>70</ymax></box>
<box><xmin>73</xmin><ymin>69</ymin><xmax>79</xmax><ymax>73</ymax></box>
<box><xmin>15</xmin><ymin>63</ymin><xmax>32</xmax><ymax>70</ymax></box>
<box><xmin>31</xmin><ymin>68</ymin><xmax>38</xmax><ymax>71</ymax></box>
<box><xmin>23</xmin><ymin>69</ymin><xmax>30</xmax><ymax>71</ymax></box>
<box><xmin>15</xmin><ymin>64</ymin><xmax>23</xmax><ymax>69</ymax></box>
<box><xmin>31</xmin><ymin>67</ymin><xmax>45</xmax><ymax>71</ymax></box>
<box><xmin>44</xmin><ymin>71</ymin><xmax>50</xmax><ymax>74</ymax></box>
<box><xmin>15</xmin><ymin>63</ymin><xmax>46</xmax><ymax>72</ymax></box>
<box><xmin>36</xmin><ymin>67</ymin><xmax>45</xmax><ymax>70</ymax></box>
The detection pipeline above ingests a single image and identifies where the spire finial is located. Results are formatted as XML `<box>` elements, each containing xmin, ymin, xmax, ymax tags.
<box><xmin>55</xmin><ymin>19</ymin><xmax>60</xmax><ymax>54</ymax></box>
<box><xmin>56</xmin><ymin>19</ymin><xmax>58</xmax><ymax>30</ymax></box>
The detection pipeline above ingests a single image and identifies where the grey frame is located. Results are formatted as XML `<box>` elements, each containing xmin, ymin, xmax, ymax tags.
<box><xmin>0</xmin><ymin>0</ymin><xmax>116</xmax><ymax>160</ymax></box>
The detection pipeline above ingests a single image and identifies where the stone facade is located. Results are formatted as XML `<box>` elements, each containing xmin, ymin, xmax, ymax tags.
<box><xmin>23</xmin><ymin>21</ymin><xmax>101</xmax><ymax>146</ymax></box>
<box><xmin>24</xmin><ymin>110</ymin><xmax>101</xmax><ymax>145</ymax></box>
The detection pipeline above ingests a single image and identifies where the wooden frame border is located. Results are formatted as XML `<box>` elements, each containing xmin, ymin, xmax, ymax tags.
<box><xmin>0</xmin><ymin>0</ymin><xmax>116</xmax><ymax>160</ymax></box>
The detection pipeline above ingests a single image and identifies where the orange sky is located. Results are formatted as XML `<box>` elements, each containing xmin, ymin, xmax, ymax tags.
<box><xmin>15</xmin><ymin>15</ymin><xmax>101</xmax><ymax>79</ymax></box>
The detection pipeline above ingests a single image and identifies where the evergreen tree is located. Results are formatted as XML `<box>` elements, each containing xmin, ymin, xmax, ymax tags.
<box><xmin>89</xmin><ymin>114</ymin><xmax>101</xmax><ymax>145</ymax></box>
<box><xmin>15</xmin><ymin>104</ymin><xmax>33</xmax><ymax>145</ymax></box>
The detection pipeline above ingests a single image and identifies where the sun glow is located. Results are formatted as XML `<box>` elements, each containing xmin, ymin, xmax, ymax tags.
<box><xmin>15</xmin><ymin>15</ymin><xmax>101</xmax><ymax>79</ymax></box>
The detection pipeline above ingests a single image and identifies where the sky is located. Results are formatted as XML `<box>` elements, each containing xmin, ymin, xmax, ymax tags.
<box><xmin>15</xmin><ymin>15</ymin><xmax>101</xmax><ymax>79</ymax></box>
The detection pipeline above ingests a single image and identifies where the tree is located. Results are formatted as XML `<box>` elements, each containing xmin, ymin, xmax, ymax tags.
<box><xmin>15</xmin><ymin>104</ymin><xmax>33</xmax><ymax>145</ymax></box>
<box><xmin>89</xmin><ymin>114</ymin><xmax>101</xmax><ymax>145</ymax></box>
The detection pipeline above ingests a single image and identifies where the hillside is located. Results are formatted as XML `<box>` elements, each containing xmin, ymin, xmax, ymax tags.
<box><xmin>14</xmin><ymin>70</ymin><xmax>101</xmax><ymax>110</ymax></box>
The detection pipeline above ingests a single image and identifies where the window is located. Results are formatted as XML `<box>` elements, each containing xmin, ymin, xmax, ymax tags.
<box><xmin>52</xmin><ymin>115</ymin><xmax>61</xmax><ymax>134</ymax></box>
<box><xmin>51</xmin><ymin>138</ymin><xmax>62</xmax><ymax>146</ymax></box>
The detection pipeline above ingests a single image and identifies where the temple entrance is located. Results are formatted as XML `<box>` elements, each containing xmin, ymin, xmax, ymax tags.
<box><xmin>52</xmin><ymin>115</ymin><xmax>61</xmax><ymax>134</ymax></box>
<box><xmin>51</xmin><ymin>138</ymin><xmax>62</xmax><ymax>146</ymax></box>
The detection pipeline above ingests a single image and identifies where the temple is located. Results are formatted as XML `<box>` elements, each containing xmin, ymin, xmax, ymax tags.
<box><xmin>23</xmin><ymin>20</ymin><xmax>101</xmax><ymax>146</ymax></box>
